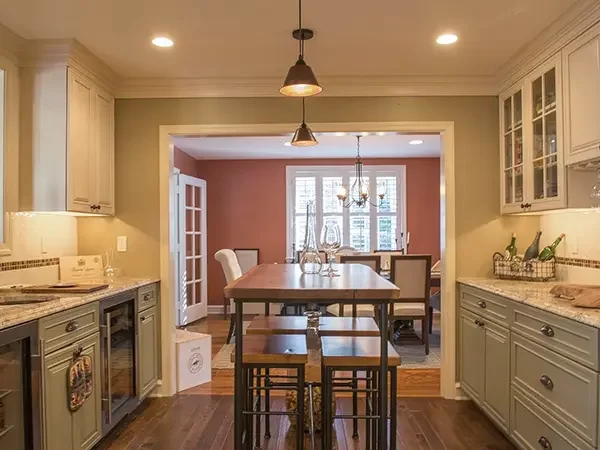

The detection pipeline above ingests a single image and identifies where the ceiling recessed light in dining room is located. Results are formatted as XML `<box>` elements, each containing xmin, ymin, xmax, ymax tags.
<box><xmin>152</xmin><ymin>36</ymin><xmax>174</xmax><ymax>48</ymax></box>
<box><xmin>334</xmin><ymin>132</ymin><xmax>346</xmax><ymax>136</ymax></box>
<box><xmin>284</xmin><ymin>141</ymin><xmax>293</xmax><ymax>147</ymax></box>
<box><xmin>436</xmin><ymin>34</ymin><xmax>458</xmax><ymax>45</ymax></box>
<box><xmin>409</xmin><ymin>139</ymin><xmax>424</xmax><ymax>145</ymax></box>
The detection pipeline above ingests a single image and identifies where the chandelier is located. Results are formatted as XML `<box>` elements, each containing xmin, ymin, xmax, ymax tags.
<box><xmin>336</xmin><ymin>135</ymin><xmax>387</xmax><ymax>208</ymax></box>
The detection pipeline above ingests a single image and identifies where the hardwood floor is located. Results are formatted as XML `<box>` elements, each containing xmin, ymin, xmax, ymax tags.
<box><xmin>95</xmin><ymin>315</ymin><xmax>515</xmax><ymax>449</ymax></box>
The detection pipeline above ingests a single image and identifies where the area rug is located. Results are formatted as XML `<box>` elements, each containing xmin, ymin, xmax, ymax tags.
<box><xmin>212</xmin><ymin>321</ymin><xmax>250</xmax><ymax>369</ymax></box>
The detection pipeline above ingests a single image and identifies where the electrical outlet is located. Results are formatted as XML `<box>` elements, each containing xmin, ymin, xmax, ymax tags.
<box><xmin>117</xmin><ymin>236</ymin><xmax>127</xmax><ymax>252</ymax></box>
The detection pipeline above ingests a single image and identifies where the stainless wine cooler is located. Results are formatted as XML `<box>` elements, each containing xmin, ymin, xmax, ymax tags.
<box><xmin>0</xmin><ymin>321</ymin><xmax>41</xmax><ymax>450</ymax></box>
<box><xmin>100</xmin><ymin>292</ymin><xmax>138</xmax><ymax>435</ymax></box>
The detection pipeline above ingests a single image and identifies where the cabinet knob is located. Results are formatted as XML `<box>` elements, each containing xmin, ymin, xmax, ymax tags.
<box><xmin>474</xmin><ymin>319</ymin><xmax>485</xmax><ymax>327</ymax></box>
<box><xmin>143</xmin><ymin>293</ymin><xmax>152</xmax><ymax>302</ymax></box>
<box><xmin>540</xmin><ymin>324</ymin><xmax>555</xmax><ymax>337</ymax></box>
<box><xmin>477</xmin><ymin>300</ymin><xmax>487</xmax><ymax>309</ymax></box>
<box><xmin>539</xmin><ymin>374</ymin><xmax>554</xmax><ymax>390</ymax></box>
<box><xmin>538</xmin><ymin>436</ymin><xmax>552</xmax><ymax>449</ymax></box>
<box><xmin>65</xmin><ymin>320</ymin><xmax>80</xmax><ymax>333</ymax></box>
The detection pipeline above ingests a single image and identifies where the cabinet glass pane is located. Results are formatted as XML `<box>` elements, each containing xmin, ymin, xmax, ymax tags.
<box><xmin>544</xmin><ymin>68</ymin><xmax>556</xmax><ymax>110</ymax></box>
<box><xmin>504</xmin><ymin>170</ymin><xmax>513</xmax><ymax>204</ymax></box>
<box><xmin>513</xmin><ymin>91</ymin><xmax>522</xmax><ymax>128</ymax></box>
<box><xmin>503</xmin><ymin>97</ymin><xmax>512</xmax><ymax>132</ymax></box>
<box><xmin>515</xmin><ymin>129</ymin><xmax>523</xmax><ymax>166</ymax></box>
<box><xmin>546</xmin><ymin>155</ymin><xmax>558</xmax><ymax>198</ymax></box>
<box><xmin>515</xmin><ymin>166</ymin><xmax>523</xmax><ymax>203</ymax></box>
<box><xmin>533</xmin><ymin>119</ymin><xmax>543</xmax><ymax>159</ymax></box>
<box><xmin>533</xmin><ymin>159</ymin><xmax>544</xmax><ymax>200</ymax></box>
<box><xmin>532</xmin><ymin>77</ymin><xmax>543</xmax><ymax>119</ymax></box>
<box><xmin>545</xmin><ymin>112</ymin><xmax>557</xmax><ymax>155</ymax></box>
<box><xmin>504</xmin><ymin>135</ymin><xmax>512</xmax><ymax>169</ymax></box>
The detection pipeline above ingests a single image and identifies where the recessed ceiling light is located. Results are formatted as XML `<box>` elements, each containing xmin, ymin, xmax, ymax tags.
<box><xmin>409</xmin><ymin>139</ymin><xmax>424</xmax><ymax>145</ymax></box>
<box><xmin>361</xmin><ymin>132</ymin><xmax>369</xmax><ymax>137</ymax></box>
<box><xmin>334</xmin><ymin>132</ymin><xmax>346</xmax><ymax>136</ymax></box>
<box><xmin>284</xmin><ymin>141</ymin><xmax>292</xmax><ymax>147</ymax></box>
<box><xmin>436</xmin><ymin>34</ymin><xmax>458</xmax><ymax>45</ymax></box>
<box><xmin>376</xmin><ymin>132</ymin><xmax>386</xmax><ymax>136</ymax></box>
<box><xmin>152</xmin><ymin>36</ymin><xmax>174</xmax><ymax>48</ymax></box>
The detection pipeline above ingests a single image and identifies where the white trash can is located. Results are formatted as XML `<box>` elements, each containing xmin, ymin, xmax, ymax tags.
<box><xmin>175</xmin><ymin>330</ymin><xmax>212</xmax><ymax>392</ymax></box>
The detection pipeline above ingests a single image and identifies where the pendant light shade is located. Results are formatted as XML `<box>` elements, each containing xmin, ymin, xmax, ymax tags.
<box><xmin>291</xmin><ymin>98</ymin><xmax>318</xmax><ymax>147</ymax></box>
<box><xmin>280</xmin><ymin>58</ymin><xmax>322</xmax><ymax>97</ymax></box>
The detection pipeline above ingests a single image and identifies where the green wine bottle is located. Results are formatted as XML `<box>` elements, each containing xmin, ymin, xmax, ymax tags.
<box><xmin>504</xmin><ymin>233</ymin><xmax>517</xmax><ymax>260</ymax></box>
<box><xmin>523</xmin><ymin>231</ymin><xmax>542</xmax><ymax>261</ymax></box>
<box><xmin>538</xmin><ymin>233</ymin><xmax>565</xmax><ymax>261</ymax></box>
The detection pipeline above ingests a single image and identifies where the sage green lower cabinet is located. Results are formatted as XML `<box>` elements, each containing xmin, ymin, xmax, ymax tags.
<box><xmin>459</xmin><ymin>308</ymin><xmax>485</xmax><ymax>404</ymax></box>
<box><xmin>43</xmin><ymin>332</ymin><xmax>102</xmax><ymax>450</ymax></box>
<box><xmin>137</xmin><ymin>306</ymin><xmax>158</xmax><ymax>399</ymax></box>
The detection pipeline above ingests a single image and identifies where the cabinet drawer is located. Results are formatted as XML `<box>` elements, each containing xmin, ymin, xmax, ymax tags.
<box><xmin>40</xmin><ymin>303</ymin><xmax>100</xmax><ymax>354</ymax></box>
<box><xmin>512</xmin><ymin>302</ymin><xmax>599</xmax><ymax>370</ymax></box>
<box><xmin>460</xmin><ymin>285</ymin><xmax>510</xmax><ymax>327</ymax></box>
<box><xmin>511</xmin><ymin>386</ymin><xmax>594</xmax><ymax>450</ymax></box>
<box><xmin>138</xmin><ymin>283</ymin><xmax>158</xmax><ymax>312</ymax></box>
<box><xmin>511</xmin><ymin>333</ymin><xmax>598</xmax><ymax>445</ymax></box>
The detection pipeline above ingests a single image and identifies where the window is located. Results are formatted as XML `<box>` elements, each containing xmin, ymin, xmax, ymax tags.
<box><xmin>287</xmin><ymin>166</ymin><xmax>406</xmax><ymax>253</ymax></box>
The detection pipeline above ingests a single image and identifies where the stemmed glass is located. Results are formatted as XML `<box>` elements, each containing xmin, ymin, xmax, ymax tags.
<box><xmin>320</xmin><ymin>222</ymin><xmax>341</xmax><ymax>277</ymax></box>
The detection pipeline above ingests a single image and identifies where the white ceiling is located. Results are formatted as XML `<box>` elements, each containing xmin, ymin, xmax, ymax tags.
<box><xmin>171</xmin><ymin>133</ymin><xmax>440</xmax><ymax>160</ymax></box>
<box><xmin>0</xmin><ymin>0</ymin><xmax>580</xmax><ymax>79</ymax></box>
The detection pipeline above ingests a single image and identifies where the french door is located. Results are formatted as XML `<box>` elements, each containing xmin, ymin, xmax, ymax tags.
<box><xmin>176</xmin><ymin>174</ymin><xmax>208</xmax><ymax>326</ymax></box>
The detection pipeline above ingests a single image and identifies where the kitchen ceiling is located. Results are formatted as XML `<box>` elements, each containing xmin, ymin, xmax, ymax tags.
<box><xmin>171</xmin><ymin>134</ymin><xmax>441</xmax><ymax>160</ymax></box>
<box><xmin>0</xmin><ymin>0</ymin><xmax>581</xmax><ymax>79</ymax></box>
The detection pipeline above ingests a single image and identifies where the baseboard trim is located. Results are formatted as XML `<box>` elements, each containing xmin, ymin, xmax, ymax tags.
<box><xmin>454</xmin><ymin>382</ymin><xmax>469</xmax><ymax>400</ymax></box>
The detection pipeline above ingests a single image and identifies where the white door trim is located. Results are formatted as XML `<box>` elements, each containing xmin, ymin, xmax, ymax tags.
<box><xmin>158</xmin><ymin>121</ymin><xmax>456</xmax><ymax>400</ymax></box>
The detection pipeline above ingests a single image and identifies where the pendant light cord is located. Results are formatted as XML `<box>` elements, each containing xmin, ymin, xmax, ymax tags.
<box><xmin>356</xmin><ymin>135</ymin><xmax>361</xmax><ymax>158</ymax></box>
<box><xmin>302</xmin><ymin>97</ymin><xmax>306</xmax><ymax>124</ymax></box>
<box><xmin>298</xmin><ymin>0</ymin><xmax>304</xmax><ymax>59</ymax></box>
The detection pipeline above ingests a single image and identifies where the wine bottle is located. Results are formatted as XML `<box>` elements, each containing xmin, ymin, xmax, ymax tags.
<box><xmin>523</xmin><ymin>231</ymin><xmax>542</xmax><ymax>261</ymax></box>
<box><xmin>538</xmin><ymin>233</ymin><xmax>565</xmax><ymax>261</ymax></box>
<box><xmin>504</xmin><ymin>233</ymin><xmax>517</xmax><ymax>260</ymax></box>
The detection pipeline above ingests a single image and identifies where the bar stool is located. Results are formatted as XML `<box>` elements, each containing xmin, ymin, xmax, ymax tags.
<box><xmin>320</xmin><ymin>336</ymin><xmax>401</xmax><ymax>450</ymax></box>
<box><xmin>319</xmin><ymin>317</ymin><xmax>380</xmax><ymax>441</ymax></box>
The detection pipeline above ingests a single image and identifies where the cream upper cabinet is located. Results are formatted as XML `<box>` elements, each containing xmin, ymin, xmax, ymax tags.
<box><xmin>94</xmin><ymin>87</ymin><xmax>115</xmax><ymax>215</ymax></box>
<box><xmin>563</xmin><ymin>23</ymin><xmax>600</xmax><ymax>166</ymax></box>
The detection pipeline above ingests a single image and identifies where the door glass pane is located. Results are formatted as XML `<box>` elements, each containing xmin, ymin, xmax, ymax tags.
<box><xmin>546</xmin><ymin>156</ymin><xmax>558</xmax><ymax>198</ymax></box>
<box><xmin>107</xmin><ymin>301</ymin><xmax>135</xmax><ymax>414</ymax></box>
<box><xmin>545</xmin><ymin>112</ymin><xmax>557</xmax><ymax>155</ymax></box>
<box><xmin>322</xmin><ymin>177</ymin><xmax>343</xmax><ymax>214</ymax></box>
<box><xmin>186</xmin><ymin>209</ymin><xmax>193</xmax><ymax>232</ymax></box>
<box><xmin>194</xmin><ymin>282</ymin><xmax>202</xmax><ymax>306</ymax></box>
<box><xmin>194</xmin><ymin>187</ymin><xmax>201</xmax><ymax>208</ymax></box>
<box><xmin>195</xmin><ymin>257</ymin><xmax>202</xmax><ymax>280</ymax></box>
<box><xmin>195</xmin><ymin>235</ymin><xmax>201</xmax><ymax>256</ymax></box>
<box><xmin>544</xmin><ymin>68</ymin><xmax>556</xmax><ymax>110</ymax></box>
<box><xmin>515</xmin><ymin>166</ymin><xmax>523</xmax><ymax>203</ymax></box>
<box><xmin>533</xmin><ymin>159</ymin><xmax>544</xmax><ymax>200</ymax></box>
<box><xmin>349</xmin><ymin>216</ymin><xmax>370</xmax><ymax>252</ymax></box>
<box><xmin>0</xmin><ymin>341</ymin><xmax>25</xmax><ymax>450</ymax></box>
<box><xmin>504</xmin><ymin>170</ymin><xmax>513</xmax><ymax>204</ymax></box>
<box><xmin>533</xmin><ymin>119</ymin><xmax>544</xmax><ymax>159</ymax></box>
<box><xmin>532</xmin><ymin>77</ymin><xmax>543</xmax><ymax>119</ymax></box>
<box><xmin>377</xmin><ymin>216</ymin><xmax>397</xmax><ymax>251</ymax></box>
<box><xmin>513</xmin><ymin>91</ymin><xmax>522</xmax><ymax>128</ymax></box>
<box><xmin>186</xmin><ymin>258</ymin><xmax>193</xmax><ymax>282</ymax></box>
<box><xmin>504</xmin><ymin>135</ymin><xmax>512</xmax><ymax>169</ymax></box>
<box><xmin>186</xmin><ymin>234</ymin><xmax>193</xmax><ymax>257</ymax></box>
<box><xmin>194</xmin><ymin>210</ymin><xmax>201</xmax><ymax>231</ymax></box>
<box><xmin>503</xmin><ymin>97</ymin><xmax>512</xmax><ymax>132</ymax></box>
<box><xmin>185</xmin><ymin>185</ymin><xmax>193</xmax><ymax>207</ymax></box>
<box><xmin>514</xmin><ymin>129</ymin><xmax>523</xmax><ymax>166</ymax></box>
<box><xmin>186</xmin><ymin>283</ymin><xmax>193</xmax><ymax>306</ymax></box>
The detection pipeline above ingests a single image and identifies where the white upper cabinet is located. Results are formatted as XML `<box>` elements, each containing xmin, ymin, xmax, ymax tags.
<box><xmin>93</xmin><ymin>87</ymin><xmax>115</xmax><ymax>215</ymax></box>
<box><xmin>563</xmin><ymin>23</ymin><xmax>600</xmax><ymax>166</ymax></box>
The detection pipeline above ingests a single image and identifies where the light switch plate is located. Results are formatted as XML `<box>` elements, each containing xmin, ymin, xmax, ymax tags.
<box><xmin>117</xmin><ymin>236</ymin><xmax>127</xmax><ymax>252</ymax></box>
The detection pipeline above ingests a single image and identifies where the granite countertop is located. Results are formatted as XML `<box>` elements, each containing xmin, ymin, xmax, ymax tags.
<box><xmin>458</xmin><ymin>277</ymin><xmax>600</xmax><ymax>329</ymax></box>
<box><xmin>0</xmin><ymin>277</ymin><xmax>160</xmax><ymax>331</ymax></box>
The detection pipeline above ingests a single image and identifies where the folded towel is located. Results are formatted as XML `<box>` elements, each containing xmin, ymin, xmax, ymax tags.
<box><xmin>551</xmin><ymin>283</ymin><xmax>600</xmax><ymax>308</ymax></box>
<box><xmin>550</xmin><ymin>284</ymin><xmax>591</xmax><ymax>299</ymax></box>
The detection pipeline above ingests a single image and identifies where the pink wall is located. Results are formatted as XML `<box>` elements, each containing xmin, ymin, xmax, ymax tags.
<box><xmin>174</xmin><ymin>147</ymin><xmax>199</xmax><ymax>177</ymax></box>
<box><xmin>194</xmin><ymin>157</ymin><xmax>441</xmax><ymax>305</ymax></box>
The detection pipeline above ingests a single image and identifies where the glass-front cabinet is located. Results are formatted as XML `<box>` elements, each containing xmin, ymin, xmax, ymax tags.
<box><xmin>500</xmin><ymin>55</ymin><xmax>566</xmax><ymax>214</ymax></box>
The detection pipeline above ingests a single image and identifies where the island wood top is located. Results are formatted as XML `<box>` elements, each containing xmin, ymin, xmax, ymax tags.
<box><xmin>224</xmin><ymin>263</ymin><xmax>400</xmax><ymax>302</ymax></box>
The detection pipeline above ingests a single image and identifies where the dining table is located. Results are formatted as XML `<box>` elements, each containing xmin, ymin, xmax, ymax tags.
<box><xmin>224</xmin><ymin>263</ymin><xmax>401</xmax><ymax>450</ymax></box>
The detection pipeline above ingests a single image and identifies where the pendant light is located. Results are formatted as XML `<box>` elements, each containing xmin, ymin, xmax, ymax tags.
<box><xmin>280</xmin><ymin>0</ymin><xmax>322</xmax><ymax>97</ymax></box>
<box><xmin>291</xmin><ymin>98</ymin><xmax>318</xmax><ymax>147</ymax></box>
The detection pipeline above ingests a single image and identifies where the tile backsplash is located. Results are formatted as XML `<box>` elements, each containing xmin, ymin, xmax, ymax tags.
<box><xmin>540</xmin><ymin>210</ymin><xmax>600</xmax><ymax>284</ymax></box>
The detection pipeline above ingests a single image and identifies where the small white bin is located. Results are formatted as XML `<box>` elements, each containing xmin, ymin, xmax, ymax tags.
<box><xmin>175</xmin><ymin>330</ymin><xmax>212</xmax><ymax>392</ymax></box>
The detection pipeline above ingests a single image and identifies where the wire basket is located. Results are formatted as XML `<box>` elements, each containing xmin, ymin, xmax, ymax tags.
<box><xmin>492</xmin><ymin>253</ymin><xmax>555</xmax><ymax>282</ymax></box>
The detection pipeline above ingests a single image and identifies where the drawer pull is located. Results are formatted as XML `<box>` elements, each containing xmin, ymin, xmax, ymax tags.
<box><xmin>538</xmin><ymin>436</ymin><xmax>552</xmax><ymax>449</ymax></box>
<box><xmin>477</xmin><ymin>300</ymin><xmax>487</xmax><ymax>309</ymax></box>
<box><xmin>143</xmin><ymin>293</ymin><xmax>153</xmax><ymax>302</ymax></box>
<box><xmin>65</xmin><ymin>320</ymin><xmax>80</xmax><ymax>333</ymax></box>
<box><xmin>539</xmin><ymin>375</ymin><xmax>554</xmax><ymax>390</ymax></box>
<box><xmin>474</xmin><ymin>319</ymin><xmax>485</xmax><ymax>327</ymax></box>
<box><xmin>540</xmin><ymin>324</ymin><xmax>555</xmax><ymax>337</ymax></box>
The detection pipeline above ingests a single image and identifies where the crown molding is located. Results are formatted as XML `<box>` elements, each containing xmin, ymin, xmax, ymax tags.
<box><xmin>0</xmin><ymin>22</ymin><xmax>25</xmax><ymax>65</ymax></box>
<box><xmin>116</xmin><ymin>74</ymin><xmax>497</xmax><ymax>99</ymax></box>
<box><xmin>496</xmin><ymin>0</ymin><xmax>600</xmax><ymax>93</ymax></box>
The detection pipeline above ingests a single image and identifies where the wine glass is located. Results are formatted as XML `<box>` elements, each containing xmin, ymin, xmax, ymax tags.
<box><xmin>320</xmin><ymin>222</ymin><xmax>341</xmax><ymax>277</ymax></box>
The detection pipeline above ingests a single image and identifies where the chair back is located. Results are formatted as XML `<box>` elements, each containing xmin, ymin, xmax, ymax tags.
<box><xmin>337</xmin><ymin>246</ymin><xmax>356</xmax><ymax>256</ymax></box>
<box><xmin>390</xmin><ymin>254</ymin><xmax>432</xmax><ymax>301</ymax></box>
<box><xmin>339</xmin><ymin>254</ymin><xmax>381</xmax><ymax>274</ymax></box>
<box><xmin>214</xmin><ymin>249</ymin><xmax>243</xmax><ymax>284</ymax></box>
<box><xmin>374</xmin><ymin>250</ymin><xmax>405</xmax><ymax>271</ymax></box>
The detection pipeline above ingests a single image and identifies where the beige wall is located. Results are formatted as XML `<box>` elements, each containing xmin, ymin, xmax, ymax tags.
<box><xmin>78</xmin><ymin>96</ymin><xmax>539</xmax><ymax>279</ymax></box>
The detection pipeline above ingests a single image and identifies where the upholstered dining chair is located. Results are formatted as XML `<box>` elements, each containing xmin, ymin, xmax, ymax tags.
<box><xmin>389</xmin><ymin>254</ymin><xmax>432</xmax><ymax>354</ymax></box>
<box><xmin>374</xmin><ymin>250</ymin><xmax>405</xmax><ymax>272</ymax></box>
<box><xmin>325</xmin><ymin>254</ymin><xmax>381</xmax><ymax>317</ymax></box>
<box><xmin>214</xmin><ymin>249</ymin><xmax>243</xmax><ymax>344</ymax></box>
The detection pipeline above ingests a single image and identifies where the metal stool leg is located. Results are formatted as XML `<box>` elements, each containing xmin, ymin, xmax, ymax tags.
<box><xmin>372</xmin><ymin>369</ymin><xmax>378</xmax><ymax>450</ymax></box>
<box><xmin>352</xmin><ymin>370</ymin><xmax>359</xmax><ymax>439</ymax></box>
<box><xmin>264</xmin><ymin>369</ymin><xmax>271</xmax><ymax>438</ymax></box>
<box><xmin>365</xmin><ymin>370</ymin><xmax>371</xmax><ymax>450</ymax></box>
<box><xmin>390</xmin><ymin>367</ymin><xmax>397</xmax><ymax>450</ymax></box>
<box><xmin>297</xmin><ymin>365</ymin><xmax>305</xmax><ymax>450</ymax></box>
<box><xmin>325</xmin><ymin>367</ymin><xmax>334</xmax><ymax>450</ymax></box>
<box><xmin>254</xmin><ymin>368</ymin><xmax>261</xmax><ymax>450</ymax></box>
<box><xmin>321</xmin><ymin>363</ymin><xmax>327</xmax><ymax>449</ymax></box>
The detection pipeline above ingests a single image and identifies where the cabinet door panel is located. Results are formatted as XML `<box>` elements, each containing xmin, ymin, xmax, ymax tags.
<box><xmin>94</xmin><ymin>89</ymin><xmax>114</xmax><ymax>215</ymax></box>
<box><xmin>67</xmin><ymin>69</ymin><xmax>94</xmax><ymax>213</ymax></box>
<box><xmin>459</xmin><ymin>308</ymin><xmax>485</xmax><ymax>404</ymax></box>
<box><xmin>483</xmin><ymin>321</ymin><xmax>510</xmax><ymax>432</ymax></box>
<box><xmin>138</xmin><ymin>307</ymin><xmax>158</xmax><ymax>399</ymax></box>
